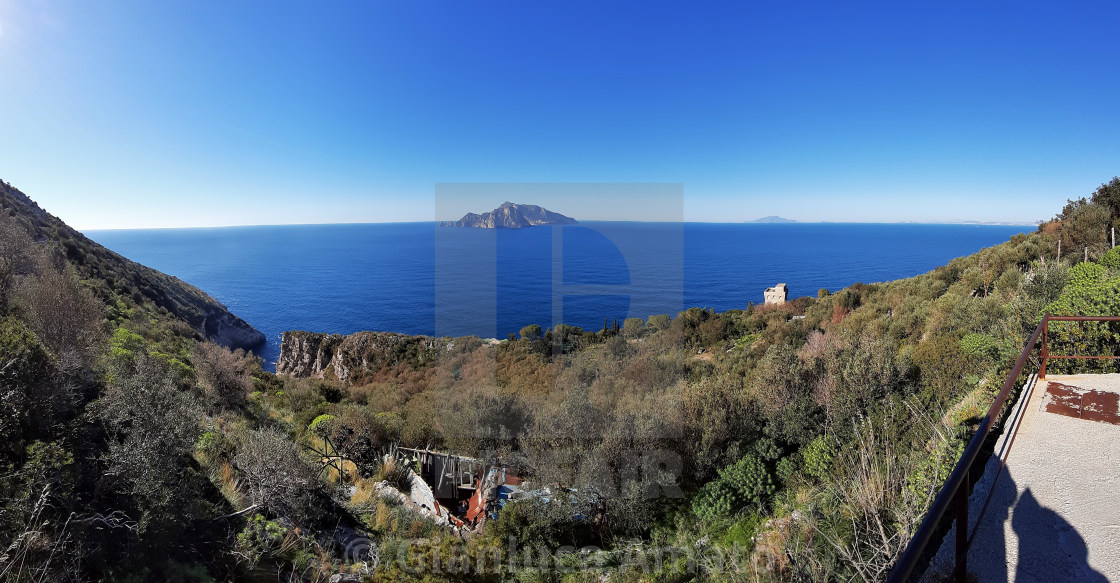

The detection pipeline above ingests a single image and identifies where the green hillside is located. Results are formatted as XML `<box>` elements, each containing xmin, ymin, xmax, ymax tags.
<box><xmin>0</xmin><ymin>180</ymin><xmax>264</xmax><ymax>350</ymax></box>
<box><xmin>1</xmin><ymin>177</ymin><xmax>1119</xmax><ymax>582</ymax></box>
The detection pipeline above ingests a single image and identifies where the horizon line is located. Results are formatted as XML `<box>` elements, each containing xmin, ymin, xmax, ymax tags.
<box><xmin>79</xmin><ymin>218</ymin><xmax>1043</xmax><ymax>232</ymax></box>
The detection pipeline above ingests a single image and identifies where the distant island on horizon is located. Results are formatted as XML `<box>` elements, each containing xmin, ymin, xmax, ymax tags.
<box><xmin>749</xmin><ymin>215</ymin><xmax>798</xmax><ymax>223</ymax></box>
<box><xmin>441</xmin><ymin>201</ymin><xmax>577</xmax><ymax>229</ymax></box>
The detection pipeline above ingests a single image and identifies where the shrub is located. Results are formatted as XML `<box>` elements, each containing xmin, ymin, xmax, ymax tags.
<box><xmin>1043</xmin><ymin>262</ymin><xmax>1120</xmax><ymax>372</ymax></box>
<box><xmin>800</xmin><ymin>434</ymin><xmax>838</xmax><ymax>479</ymax></box>
<box><xmin>647</xmin><ymin>314</ymin><xmax>672</xmax><ymax>331</ymax></box>
<box><xmin>1100</xmin><ymin>246</ymin><xmax>1120</xmax><ymax>270</ymax></box>
<box><xmin>375</xmin><ymin>454</ymin><xmax>412</xmax><ymax>494</ymax></box>
<box><xmin>235</xmin><ymin>514</ymin><xmax>288</xmax><ymax>570</ymax></box>
<box><xmin>959</xmin><ymin>333</ymin><xmax>999</xmax><ymax>361</ymax></box>
<box><xmin>622</xmin><ymin>317</ymin><xmax>645</xmax><ymax>338</ymax></box>
<box><xmin>234</xmin><ymin>428</ymin><xmax>319</xmax><ymax>523</ymax></box>
<box><xmin>95</xmin><ymin>354</ymin><xmax>200</xmax><ymax>515</ymax></box>
<box><xmin>519</xmin><ymin>324</ymin><xmax>543</xmax><ymax>341</ymax></box>
<box><xmin>0</xmin><ymin>317</ymin><xmax>53</xmax><ymax>446</ymax></box>
<box><xmin>691</xmin><ymin>453</ymin><xmax>774</xmax><ymax>521</ymax></box>
<box><xmin>192</xmin><ymin>341</ymin><xmax>255</xmax><ymax>410</ymax></box>
<box><xmin>776</xmin><ymin>455</ymin><xmax>798</xmax><ymax>485</ymax></box>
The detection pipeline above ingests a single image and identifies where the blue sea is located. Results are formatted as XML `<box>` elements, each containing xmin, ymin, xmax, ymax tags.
<box><xmin>85</xmin><ymin>222</ymin><xmax>1032</xmax><ymax>369</ymax></box>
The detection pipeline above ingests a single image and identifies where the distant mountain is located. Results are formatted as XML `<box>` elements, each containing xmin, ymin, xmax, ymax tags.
<box><xmin>750</xmin><ymin>215</ymin><xmax>797</xmax><ymax>223</ymax></box>
<box><xmin>442</xmin><ymin>202</ymin><xmax>577</xmax><ymax>229</ymax></box>
<box><xmin>0</xmin><ymin>180</ymin><xmax>265</xmax><ymax>350</ymax></box>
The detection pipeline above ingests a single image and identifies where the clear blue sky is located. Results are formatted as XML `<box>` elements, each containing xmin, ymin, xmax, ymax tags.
<box><xmin>1</xmin><ymin>0</ymin><xmax>1117</xmax><ymax>229</ymax></box>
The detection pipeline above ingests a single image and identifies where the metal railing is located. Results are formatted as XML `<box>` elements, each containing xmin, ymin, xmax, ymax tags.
<box><xmin>1040</xmin><ymin>315</ymin><xmax>1120</xmax><ymax>378</ymax></box>
<box><xmin>888</xmin><ymin>314</ymin><xmax>1120</xmax><ymax>583</ymax></box>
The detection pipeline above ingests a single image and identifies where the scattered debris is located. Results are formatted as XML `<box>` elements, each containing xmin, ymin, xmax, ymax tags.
<box><xmin>371</xmin><ymin>447</ymin><xmax>529</xmax><ymax>534</ymax></box>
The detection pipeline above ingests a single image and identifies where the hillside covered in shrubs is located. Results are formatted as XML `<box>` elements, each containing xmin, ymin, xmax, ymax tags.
<box><xmin>2</xmin><ymin>177</ymin><xmax>1120</xmax><ymax>582</ymax></box>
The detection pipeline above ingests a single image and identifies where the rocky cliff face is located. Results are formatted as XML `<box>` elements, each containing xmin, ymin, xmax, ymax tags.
<box><xmin>277</xmin><ymin>330</ymin><xmax>454</xmax><ymax>382</ymax></box>
<box><xmin>0</xmin><ymin>180</ymin><xmax>265</xmax><ymax>350</ymax></box>
<box><xmin>442</xmin><ymin>202</ymin><xmax>577</xmax><ymax>229</ymax></box>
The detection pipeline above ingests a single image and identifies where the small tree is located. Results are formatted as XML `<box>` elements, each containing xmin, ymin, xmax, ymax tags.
<box><xmin>193</xmin><ymin>341</ymin><xmax>255</xmax><ymax>410</ymax></box>
<box><xmin>0</xmin><ymin>213</ymin><xmax>37</xmax><ymax>312</ymax></box>
<box><xmin>647</xmin><ymin>314</ymin><xmax>671</xmax><ymax>331</ymax></box>
<box><xmin>621</xmin><ymin>317</ymin><xmax>645</xmax><ymax>339</ymax></box>
<box><xmin>1057</xmin><ymin>198</ymin><xmax>1109</xmax><ymax>261</ymax></box>
<box><xmin>1089</xmin><ymin>176</ymin><xmax>1120</xmax><ymax>231</ymax></box>
<box><xmin>16</xmin><ymin>261</ymin><xmax>104</xmax><ymax>366</ymax></box>
<box><xmin>519</xmin><ymin>324</ymin><xmax>543</xmax><ymax>341</ymax></box>
<box><xmin>95</xmin><ymin>355</ymin><xmax>200</xmax><ymax>515</ymax></box>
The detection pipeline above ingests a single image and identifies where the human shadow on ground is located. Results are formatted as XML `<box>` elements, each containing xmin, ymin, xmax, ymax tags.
<box><xmin>969</xmin><ymin>467</ymin><xmax>1106</xmax><ymax>582</ymax></box>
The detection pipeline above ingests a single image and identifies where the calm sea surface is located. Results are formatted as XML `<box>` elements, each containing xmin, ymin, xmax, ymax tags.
<box><xmin>85</xmin><ymin>222</ymin><xmax>1032</xmax><ymax>368</ymax></box>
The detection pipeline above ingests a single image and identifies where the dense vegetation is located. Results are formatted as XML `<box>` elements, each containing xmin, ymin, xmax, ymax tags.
<box><xmin>0</xmin><ymin>181</ymin><xmax>264</xmax><ymax>351</ymax></box>
<box><xmin>2</xmin><ymin>177</ymin><xmax>1119</xmax><ymax>582</ymax></box>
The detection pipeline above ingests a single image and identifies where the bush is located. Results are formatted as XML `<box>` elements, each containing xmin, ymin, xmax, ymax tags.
<box><xmin>0</xmin><ymin>317</ymin><xmax>54</xmax><ymax>446</ymax></box>
<box><xmin>800</xmin><ymin>434</ymin><xmax>838</xmax><ymax>479</ymax></box>
<box><xmin>691</xmin><ymin>453</ymin><xmax>774</xmax><ymax>521</ymax></box>
<box><xmin>375</xmin><ymin>455</ymin><xmax>412</xmax><ymax>494</ymax></box>
<box><xmin>622</xmin><ymin>317</ymin><xmax>645</xmax><ymax>338</ymax></box>
<box><xmin>1043</xmin><ymin>261</ymin><xmax>1120</xmax><ymax>372</ymax></box>
<box><xmin>235</xmin><ymin>514</ymin><xmax>288</xmax><ymax>570</ymax></box>
<box><xmin>1099</xmin><ymin>246</ymin><xmax>1120</xmax><ymax>270</ymax></box>
<box><xmin>519</xmin><ymin>324</ymin><xmax>543</xmax><ymax>341</ymax></box>
<box><xmin>234</xmin><ymin>428</ymin><xmax>319</xmax><ymax>523</ymax></box>
<box><xmin>776</xmin><ymin>455</ymin><xmax>798</xmax><ymax>484</ymax></box>
<box><xmin>192</xmin><ymin>341</ymin><xmax>255</xmax><ymax>410</ymax></box>
<box><xmin>647</xmin><ymin>314</ymin><xmax>672</xmax><ymax>331</ymax></box>
<box><xmin>959</xmin><ymin>333</ymin><xmax>999</xmax><ymax>361</ymax></box>
<box><xmin>95</xmin><ymin>354</ymin><xmax>200</xmax><ymax>514</ymax></box>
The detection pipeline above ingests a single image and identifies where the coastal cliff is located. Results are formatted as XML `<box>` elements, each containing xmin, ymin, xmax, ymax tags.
<box><xmin>0</xmin><ymin>180</ymin><xmax>265</xmax><ymax>350</ymax></box>
<box><xmin>442</xmin><ymin>201</ymin><xmax>577</xmax><ymax>228</ymax></box>
<box><xmin>277</xmin><ymin>330</ymin><xmax>456</xmax><ymax>381</ymax></box>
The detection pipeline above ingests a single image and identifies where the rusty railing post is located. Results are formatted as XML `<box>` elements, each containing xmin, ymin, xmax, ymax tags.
<box><xmin>1040</xmin><ymin>314</ymin><xmax>1049</xmax><ymax>379</ymax></box>
<box><xmin>954</xmin><ymin>468</ymin><xmax>969</xmax><ymax>583</ymax></box>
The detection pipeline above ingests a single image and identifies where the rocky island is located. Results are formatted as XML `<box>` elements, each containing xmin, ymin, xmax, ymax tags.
<box><xmin>442</xmin><ymin>201</ymin><xmax>577</xmax><ymax>228</ymax></box>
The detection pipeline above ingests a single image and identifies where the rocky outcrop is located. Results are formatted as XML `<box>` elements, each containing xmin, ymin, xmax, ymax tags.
<box><xmin>276</xmin><ymin>330</ymin><xmax>454</xmax><ymax>382</ymax></box>
<box><xmin>202</xmin><ymin>309</ymin><xmax>267</xmax><ymax>351</ymax></box>
<box><xmin>0</xmin><ymin>179</ymin><xmax>265</xmax><ymax>351</ymax></box>
<box><xmin>441</xmin><ymin>202</ymin><xmax>577</xmax><ymax>229</ymax></box>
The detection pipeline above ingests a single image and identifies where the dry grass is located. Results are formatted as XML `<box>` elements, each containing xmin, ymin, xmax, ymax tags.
<box><xmin>375</xmin><ymin>455</ymin><xmax>412</xmax><ymax>494</ymax></box>
<box><xmin>349</xmin><ymin>476</ymin><xmax>377</xmax><ymax>507</ymax></box>
<box><xmin>373</xmin><ymin>500</ymin><xmax>394</xmax><ymax>531</ymax></box>
<box><xmin>218</xmin><ymin>462</ymin><xmax>245</xmax><ymax>509</ymax></box>
<box><xmin>943</xmin><ymin>381</ymin><xmax>996</xmax><ymax>428</ymax></box>
<box><xmin>322</xmin><ymin>458</ymin><xmax>359</xmax><ymax>486</ymax></box>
